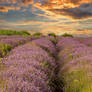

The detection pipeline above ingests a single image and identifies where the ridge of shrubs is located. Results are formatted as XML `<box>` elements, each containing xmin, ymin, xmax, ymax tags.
<box><xmin>0</xmin><ymin>30</ymin><xmax>92</xmax><ymax>92</ymax></box>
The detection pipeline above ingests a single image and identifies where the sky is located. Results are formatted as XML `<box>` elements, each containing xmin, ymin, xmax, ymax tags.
<box><xmin>0</xmin><ymin>0</ymin><xmax>92</xmax><ymax>35</ymax></box>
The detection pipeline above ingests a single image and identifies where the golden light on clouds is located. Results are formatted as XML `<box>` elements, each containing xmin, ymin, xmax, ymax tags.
<box><xmin>0</xmin><ymin>0</ymin><xmax>92</xmax><ymax>19</ymax></box>
<box><xmin>40</xmin><ymin>28</ymin><xmax>92</xmax><ymax>36</ymax></box>
<box><xmin>35</xmin><ymin>0</ymin><xmax>92</xmax><ymax>9</ymax></box>
<box><xmin>0</xmin><ymin>6</ymin><xmax>21</xmax><ymax>12</ymax></box>
<box><xmin>34</xmin><ymin>0</ymin><xmax>92</xmax><ymax>19</ymax></box>
<box><xmin>0</xmin><ymin>0</ymin><xmax>92</xmax><ymax>36</ymax></box>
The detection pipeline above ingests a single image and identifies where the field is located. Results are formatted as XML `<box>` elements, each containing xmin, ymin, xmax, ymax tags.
<box><xmin>0</xmin><ymin>30</ymin><xmax>92</xmax><ymax>92</ymax></box>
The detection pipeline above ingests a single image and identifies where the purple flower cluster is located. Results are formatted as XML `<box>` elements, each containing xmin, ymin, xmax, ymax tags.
<box><xmin>57</xmin><ymin>37</ymin><xmax>92</xmax><ymax>66</ymax></box>
<box><xmin>32</xmin><ymin>37</ymin><xmax>57</xmax><ymax>55</ymax></box>
<box><xmin>57</xmin><ymin>37</ymin><xmax>92</xmax><ymax>91</ymax></box>
<box><xmin>62</xmin><ymin>54</ymin><xmax>92</xmax><ymax>70</ymax></box>
<box><xmin>0</xmin><ymin>42</ymin><xmax>55</xmax><ymax>92</ymax></box>
<box><xmin>74</xmin><ymin>37</ymin><xmax>92</xmax><ymax>47</ymax></box>
<box><xmin>57</xmin><ymin>37</ymin><xmax>78</xmax><ymax>50</ymax></box>
<box><xmin>0</xmin><ymin>35</ymin><xmax>31</xmax><ymax>47</ymax></box>
<box><xmin>0</xmin><ymin>36</ymin><xmax>92</xmax><ymax>92</ymax></box>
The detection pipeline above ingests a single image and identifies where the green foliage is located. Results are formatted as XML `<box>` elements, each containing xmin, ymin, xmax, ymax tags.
<box><xmin>62</xmin><ymin>33</ymin><xmax>73</xmax><ymax>37</ymax></box>
<box><xmin>33</xmin><ymin>32</ymin><xmax>42</xmax><ymax>37</ymax></box>
<box><xmin>48</xmin><ymin>33</ymin><xmax>56</xmax><ymax>37</ymax></box>
<box><xmin>0</xmin><ymin>30</ymin><xmax>30</xmax><ymax>36</ymax></box>
<box><xmin>0</xmin><ymin>44</ymin><xmax>12</xmax><ymax>57</ymax></box>
<box><xmin>0</xmin><ymin>58</ymin><xmax>3</xmax><ymax>62</ymax></box>
<box><xmin>69</xmin><ymin>54</ymin><xmax>73</xmax><ymax>60</ymax></box>
<box><xmin>61</xmin><ymin>70</ymin><xmax>92</xmax><ymax>92</ymax></box>
<box><xmin>0</xmin><ymin>79</ymin><xmax>7</xmax><ymax>91</ymax></box>
<box><xmin>42</xmin><ymin>61</ymin><xmax>53</xmax><ymax>70</ymax></box>
<box><xmin>21</xmin><ymin>31</ymin><xmax>31</xmax><ymax>36</ymax></box>
<box><xmin>42</xmin><ymin>61</ymin><xmax>50</xmax><ymax>67</ymax></box>
<box><xmin>51</xmin><ymin>37</ymin><xmax>59</xmax><ymax>44</ymax></box>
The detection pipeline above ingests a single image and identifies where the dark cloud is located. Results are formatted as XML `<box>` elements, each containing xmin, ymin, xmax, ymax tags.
<box><xmin>48</xmin><ymin>3</ymin><xmax>92</xmax><ymax>19</ymax></box>
<box><xmin>0</xmin><ymin>6</ymin><xmax>4</xmax><ymax>9</ymax></box>
<box><xmin>0</xmin><ymin>0</ymin><xmax>33</xmax><ymax>4</ymax></box>
<box><xmin>0</xmin><ymin>0</ymin><xmax>92</xmax><ymax>19</ymax></box>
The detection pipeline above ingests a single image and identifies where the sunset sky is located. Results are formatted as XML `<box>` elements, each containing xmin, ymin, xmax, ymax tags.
<box><xmin>0</xmin><ymin>0</ymin><xmax>92</xmax><ymax>35</ymax></box>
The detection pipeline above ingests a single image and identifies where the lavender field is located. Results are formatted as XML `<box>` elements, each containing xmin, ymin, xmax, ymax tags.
<box><xmin>0</xmin><ymin>35</ymin><xmax>92</xmax><ymax>92</ymax></box>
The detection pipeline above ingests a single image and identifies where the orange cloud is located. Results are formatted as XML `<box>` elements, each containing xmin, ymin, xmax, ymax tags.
<box><xmin>0</xmin><ymin>0</ymin><xmax>92</xmax><ymax>19</ymax></box>
<box><xmin>0</xmin><ymin>6</ymin><xmax>21</xmax><ymax>12</ymax></box>
<box><xmin>40</xmin><ymin>27</ymin><xmax>92</xmax><ymax>36</ymax></box>
<box><xmin>0</xmin><ymin>0</ymin><xmax>34</xmax><ymax>5</ymax></box>
<box><xmin>0</xmin><ymin>0</ymin><xmax>34</xmax><ymax>12</ymax></box>
<box><xmin>34</xmin><ymin>0</ymin><xmax>92</xmax><ymax>19</ymax></box>
<box><xmin>40</xmin><ymin>0</ymin><xmax>92</xmax><ymax>8</ymax></box>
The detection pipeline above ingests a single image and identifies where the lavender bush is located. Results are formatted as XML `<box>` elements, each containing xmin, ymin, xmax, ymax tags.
<box><xmin>57</xmin><ymin>37</ymin><xmax>92</xmax><ymax>92</ymax></box>
<box><xmin>0</xmin><ymin>35</ymin><xmax>31</xmax><ymax>57</ymax></box>
<box><xmin>32</xmin><ymin>37</ymin><xmax>57</xmax><ymax>56</ymax></box>
<box><xmin>0</xmin><ymin>35</ymin><xmax>31</xmax><ymax>47</ymax></box>
<box><xmin>0</xmin><ymin>42</ymin><xmax>56</xmax><ymax>92</ymax></box>
<box><xmin>57</xmin><ymin>38</ymin><xmax>92</xmax><ymax>67</ymax></box>
<box><xmin>0</xmin><ymin>36</ymin><xmax>92</xmax><ymax>92</ymax></box>
<box><xmin>74</xmin><ymin>37</ymin><xmax>92</xmax><ymax>47</ymax></box>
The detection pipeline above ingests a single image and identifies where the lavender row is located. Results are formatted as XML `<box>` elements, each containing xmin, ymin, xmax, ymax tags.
<box><xmin>0</xmin><ymin>42</ymin><xmax>56</xmax><ymax>92</ymax></box>
<box><xmin>57</xmin><ymin>37</ymin><xmax>92</xmax><ymax>92</ymax></box>
<box><xmin>74</xmin><ymin>37</ymin><xmax>92</xmax><ymax>47</ymax></box>
<box><xmin>32</xmin><ymin>37</ymin><xmax>57</xmax><ymax>56</ymax></box>
<box><xmin>0</xmin><ymin>35</ymin><xmax>33</xmax><ymax>57</ymax></box>
<box><xmin>0</xmin><ymin>35</ymin><xmax>32</xmax><ymax>47</ymax></box>
<box><xmin>57</xmin><ymin>37</ymin><xmax>92</xmax><ymax>65</ymax></box>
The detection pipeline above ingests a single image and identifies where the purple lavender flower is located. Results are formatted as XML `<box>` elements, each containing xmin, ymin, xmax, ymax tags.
<box><xmin>32</xmin><ymin>37</ymin><xmax>57</xmax><ymax>55</ymax></box>
<box><xmin>0</xmin><ymin>42</ymin><xmax>55</xmax><ymax>92</ymax></box>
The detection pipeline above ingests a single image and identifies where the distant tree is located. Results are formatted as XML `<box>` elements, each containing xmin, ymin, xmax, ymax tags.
<box><xmin>0</xmin><ymin>30</ymin><xmax>30</xmax><ymax>36</ymax></box>
<box><xmin>48</xmin><ymin>33</ymin><xmax>56</xmax><ymax>37</ymax></box>
<box><xmin>62</xmin><ymin>33</ymin><xmax>73</xmax><ymax>37</ymax></box>
<box><xmin>21</xmin><ymin>31</ymin><xmax>31</xmax><ymax>36</ymax></box>
<box><xmin>33</xmin><ymin>32</ymin><xmax>42</xmax><ymax>37</ymax></box>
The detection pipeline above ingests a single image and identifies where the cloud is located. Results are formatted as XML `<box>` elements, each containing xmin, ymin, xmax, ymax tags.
<box><xmin>34</xmin><ymin>0</ymin><xmax>92</xmax><ymax>19</ymax></box>
<box><xmin>0</xmin><ymin>0</ymin><xmax>34</xmax><ymax>4</ymax></box>
<box><xmin>0</xmin><ymin>0</ymin><xmax>34</xmax><ymax>12</ymax></box>
<box><xmin>0</xmin><ymin>6</ymin><xmax>21</xmax><ymax>12</ymax></box>
<box><xmin>0</xmin><ymin>0</ymin><xmax>92</xmax><ymax>35</ymax></box>
<box><xmin>40</xmin><ymin>26</ymin><xmax>92</xmax><ymax>35</ymax></box>
<box><xmin>48</xmin><ymin>3</ymin><xmax>92</xmax><ymax>19</ymax></box>
<box><xmin>1</xmin><ymin>0</ymin><xmax>92</xmax><ymax>19</ymax></box>
<box><xmin>39</xmin><ymin>0</ymin><xmax>92</xmax><ymax>8</ymax></box>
